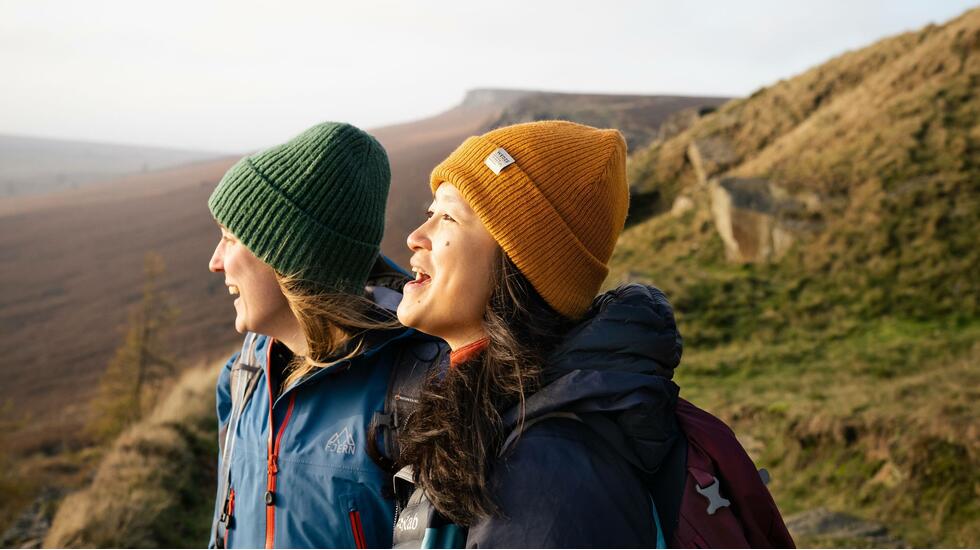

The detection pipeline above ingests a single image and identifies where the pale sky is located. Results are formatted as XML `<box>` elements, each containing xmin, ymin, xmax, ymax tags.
<box><xmin>2</xmin><ymin>0</ymin><xmax>976</xmax><ymax>152</ymax></box>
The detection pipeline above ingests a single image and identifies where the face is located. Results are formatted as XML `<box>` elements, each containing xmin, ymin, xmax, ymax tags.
<box><xmin>208</xmin><ymin>226</ymin><xmax>295</xmax><ymax>336</ymax></box>
<box><xmin>397</xmin><ymin>183</ymin><xmax>499</xmax><ymax>350</ymax></box>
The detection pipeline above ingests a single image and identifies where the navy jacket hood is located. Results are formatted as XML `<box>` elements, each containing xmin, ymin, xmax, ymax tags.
<box><xmin>503</xmin><ymin>284</ymin><xmax>683</xmax><ymax>474</ymax></box>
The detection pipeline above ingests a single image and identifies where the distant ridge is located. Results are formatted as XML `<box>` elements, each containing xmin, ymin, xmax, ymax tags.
<box><xmin>0</xmin><ymin>134</ymin><xmax>229</xmax><ymax>199</ymax></box>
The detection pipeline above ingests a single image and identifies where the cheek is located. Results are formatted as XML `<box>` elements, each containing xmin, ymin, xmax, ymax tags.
<box><xmin>444</xmin><ymin>240</ymin><xmax>497</xmax><ymax>312</ymax></box>
<box><xmin>236</xmin><ymin>257</ymin><xmax>287</xmax><ymax>314</ymax></box>
<box><xmin>250</xmin><ymin>276</ymin><xmax>285</xmax><ymax>308</ymax></box>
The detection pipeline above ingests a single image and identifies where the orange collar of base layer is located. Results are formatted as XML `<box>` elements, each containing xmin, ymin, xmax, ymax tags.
<box><xmin>449</xmin><ymin>338</ymin><xmax>490</xmax><ymax>368</ymax></box>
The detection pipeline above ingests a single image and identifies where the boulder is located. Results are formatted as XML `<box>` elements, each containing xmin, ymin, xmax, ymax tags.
<box><xmin>709</xmin><ymin>177</ymin><xmax>821</xmax><ymax>262</ymax></box>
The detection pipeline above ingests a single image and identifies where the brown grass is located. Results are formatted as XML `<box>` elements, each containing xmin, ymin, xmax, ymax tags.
<box><xmin>43</xmin><ymin>363</ymin><xmax>221</xmax><ymax>548</ymax></box>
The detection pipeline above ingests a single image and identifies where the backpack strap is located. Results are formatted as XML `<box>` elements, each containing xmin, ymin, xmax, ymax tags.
<box><xmin>211</xmin><ymin>333</ymin><xmax>263</xmax><ymax>549</ymax></box>
<box><xmin>671</xmin><ymin>398</ymin><xmax>795</xmax><ymax>548</ymax></box>
<box><xmin>391</xmin><ymin>465</ymin><xmax>467</xmax><ymax>549</ymax></box>
<box><xmin>367</xmin><ymin>336</ymin><xmax>448</xmax><ymax>473</ymax></box>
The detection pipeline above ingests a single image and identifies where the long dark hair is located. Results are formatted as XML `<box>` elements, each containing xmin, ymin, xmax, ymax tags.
<box><xmin>398</xmin><ymin>252</ymin><xmax>574</xmax><ymax>525</ymax></box>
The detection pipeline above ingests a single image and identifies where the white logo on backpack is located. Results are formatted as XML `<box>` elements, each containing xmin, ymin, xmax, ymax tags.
<box><xmin>325</xmin><ymin>427</ymin><xmax>356</xmax><ymax>455</ymax></box>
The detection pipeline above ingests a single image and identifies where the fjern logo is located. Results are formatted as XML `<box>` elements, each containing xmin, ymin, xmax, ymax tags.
<box><xmin>325</xmin><ymin>427</ymin><xmax>356</xmax><ymax>455</ymax></box>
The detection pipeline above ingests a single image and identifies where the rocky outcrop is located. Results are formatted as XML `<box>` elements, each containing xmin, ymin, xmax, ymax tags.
<box><xmin>708</xmin><ymin>177</ymin><xmax>822</xmax><ymax>262</ymax></box>
<box><xmin>687</xmin><ymin>136</ymin><xmax>738</xmax><ymax>185</ymax></box>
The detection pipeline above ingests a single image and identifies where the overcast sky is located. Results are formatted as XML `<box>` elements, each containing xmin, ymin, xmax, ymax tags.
<box><xmin>2</xmin><ymin>0</ymin><xmax>976</xmax><ymax>152</ymax></box>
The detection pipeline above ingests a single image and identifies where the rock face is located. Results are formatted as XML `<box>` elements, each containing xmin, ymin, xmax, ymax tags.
<box><xmin>687</xmin><ymin>135</ymin><xmax>738</xmax><ymax>185</ymax></box>
<box><xmin>708</xmin><ymin>177</ymin><xmax>821</xmax><ymax>262</ymax></box>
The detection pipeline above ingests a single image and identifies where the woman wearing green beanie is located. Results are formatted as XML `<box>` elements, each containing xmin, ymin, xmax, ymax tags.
<box><xmin>205</xmin><ymin>122</ymin><xmax>446</xmax><ymax>549</ymax></box>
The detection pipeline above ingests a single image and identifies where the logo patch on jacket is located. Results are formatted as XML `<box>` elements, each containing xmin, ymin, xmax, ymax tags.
<box><xmin>325</xmin><ymin>427</ymin><xmax>356</xmax><ymax>455</ymax></box>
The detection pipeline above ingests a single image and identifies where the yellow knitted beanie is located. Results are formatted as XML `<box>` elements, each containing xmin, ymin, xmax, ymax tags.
<box><xmin>430</xmin><ymin>120</ymin><xmax>629</xmax><ymax>319</ymax></box>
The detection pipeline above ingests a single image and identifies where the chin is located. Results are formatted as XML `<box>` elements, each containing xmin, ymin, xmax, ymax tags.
<box><xmin>396</xmin><ymin>305</ymin><xmax>419</xmax><ymax>330</ymax></box>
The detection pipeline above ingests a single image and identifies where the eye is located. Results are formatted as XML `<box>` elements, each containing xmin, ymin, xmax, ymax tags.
<box><xmin>441</xmin><ymin>213</ymin><xmax>456</xmax><ymax>223</ymax></box>
<box><xmin>425</xmin><ymin>210</ymin><xmax>434</xmax><ymax>219</ymax></box>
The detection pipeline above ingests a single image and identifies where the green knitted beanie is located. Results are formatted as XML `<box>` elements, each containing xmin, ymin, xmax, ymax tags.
<box><xmin>208</xmin><ymin>122</ymin><xmax>390</xmax><ymax>293</ymax></box>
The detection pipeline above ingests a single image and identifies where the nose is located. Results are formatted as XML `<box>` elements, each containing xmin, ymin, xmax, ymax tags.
<box><xmin>208</xmin><ymin>240</ymin><xmax>224</xmax><ymax>273</ymax></box>
<box><xmin>407</xmin><ymin>220</ymin><xmax>432</xmax><ymax>252</ymax></box>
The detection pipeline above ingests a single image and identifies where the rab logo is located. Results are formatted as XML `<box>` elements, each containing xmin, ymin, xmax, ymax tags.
<box><xmin>325</xmin><ymin>427</ymin><xmax>356</xmax><ymax>455</ymax></box>
<box><xmin>396</xmin><ymin>512</ymin><xmax>420</xmax><ymax>532</ymax></box>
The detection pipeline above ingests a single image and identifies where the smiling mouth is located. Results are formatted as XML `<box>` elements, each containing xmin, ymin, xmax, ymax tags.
<box><xmin>228</xmin><ymin>285</ymin><xmax>240</xmax><ymax>296</ymax></box>
<box><xmin>408</xmin><ymin>268</ymin><xmax>431</xmax><ymax>286</ymax></box>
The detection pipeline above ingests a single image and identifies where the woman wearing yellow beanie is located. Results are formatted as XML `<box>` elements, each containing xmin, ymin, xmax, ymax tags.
<box><xmin>393</xmin><ymin>121</ymin><xmax>684</xmax><ymax>547</ymax></box>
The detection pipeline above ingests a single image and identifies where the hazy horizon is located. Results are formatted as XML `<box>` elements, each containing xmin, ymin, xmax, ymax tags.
<box><xmin>2</xmin><ymin>0</ymin><xmax>976</xmax><ymax>152</ymax></box>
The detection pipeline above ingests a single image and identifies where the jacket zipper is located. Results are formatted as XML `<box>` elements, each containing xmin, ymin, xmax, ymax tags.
<box><xmin>257</xmin><ymin>330</ymin><xmax>412</xmax><ymax>547</ymax></box>
<box><xmin>392</xmin><ymin>498</ymin><xmax>400</xmax><ymax>542</ymax></box>
<box><xmin>349</xmin><ymin>510</ymin><xmax>367</xmax><ymax>549</ymax></box>
<box><xmin>224</xmin><ymin>488</ymin><xmax>235</xmax><ymax>548</ymax></box>
<box><xmin>264</xmin><ymin>339</ymin><xmax>296</xmax><ymax>550</ymax></box>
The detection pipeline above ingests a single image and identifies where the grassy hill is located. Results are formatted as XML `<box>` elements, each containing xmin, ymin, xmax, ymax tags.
<box><xmin>609</xmin><ymin>7</ymin><xmax>979</xmax><ymax>547</ymax></box>
<box><xmin>42</xmin><ymin>365</ymin><xmax>219</xmax><ymax>548</ymax></box>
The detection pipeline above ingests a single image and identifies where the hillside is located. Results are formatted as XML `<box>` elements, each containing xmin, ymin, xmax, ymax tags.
<box><xmin>608</xmin><ymin>7</ymin><xmax>979</xmax><ymax>547</ymax></box>
<box><xmin>0</xmin><ymin>134</ymin><xmax>226</xmax><ymax>198</ymax></box>
<box><xmin>42</xmin><ymin>364</ymin><xmax>219</xmax><ymax>548</ymax></box>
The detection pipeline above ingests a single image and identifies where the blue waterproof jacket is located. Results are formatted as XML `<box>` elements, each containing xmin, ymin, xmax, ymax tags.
<box><xmin>210</xmin><ymin>260</ymin><xmax>443</xmax><ymax>549</ymax></box>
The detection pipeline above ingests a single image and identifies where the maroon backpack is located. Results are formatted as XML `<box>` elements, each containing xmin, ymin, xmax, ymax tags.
<box><xmin>670</xmin><ymin>398</ymin><xmax>795</xmax><ymax>548</ymax></box>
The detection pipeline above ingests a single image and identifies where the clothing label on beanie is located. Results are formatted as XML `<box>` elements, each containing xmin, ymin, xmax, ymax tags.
<box><xmin>484</xmin><ymin>147</ymin><xmax>515</xmax><ymax>175</ymax></box>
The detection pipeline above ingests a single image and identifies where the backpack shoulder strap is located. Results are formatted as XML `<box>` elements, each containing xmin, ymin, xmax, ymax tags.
<box><xmin>673</xmin><ymin>398</ymin><xmax>795</xmax><ymax>548</ymax></box>
<box><xmin>391</xmin><ymin>465</ymin><xmax>466</xmax><ymax>549</ymax></box>
<box><xmin>211</xmin><ymin>333</ymin><xmax>263</xmax><ymax>549</ymax></box>
<box><xmin>367</xmin><ymin>335</ymin><xmax>449</xmax><ymax>473</ymax></box>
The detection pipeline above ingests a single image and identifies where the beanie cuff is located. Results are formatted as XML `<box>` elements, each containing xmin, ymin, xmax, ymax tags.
<box><xmin>209</xmin><ymin>157</ymin><xmax>379</xmax><ymax>292</ymax></box>
<box><xmin>431</xmin><ymin>135</ymin><xmax>608</xmax><ymax>318</ymax></box>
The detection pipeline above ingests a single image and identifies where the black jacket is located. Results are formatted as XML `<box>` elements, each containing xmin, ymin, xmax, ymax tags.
<box><xmin>467</xmin><ymin>284</ymin><xmax>683</xmax><ymax>548</ymax></box>
<box><xmin>393</xmin><ymin>284</ymin><xmax>683</xmax><ymax>548</ymax></box>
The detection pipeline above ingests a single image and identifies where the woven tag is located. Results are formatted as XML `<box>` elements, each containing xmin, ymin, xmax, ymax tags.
<box><xmin>484</xmin><ymin>147</ymin><xmax>515</xmax><ymax>175</ymax></box>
